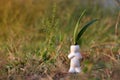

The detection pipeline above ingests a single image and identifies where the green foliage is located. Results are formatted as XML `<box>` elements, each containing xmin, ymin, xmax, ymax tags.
<box><xmin>73</xmin><ymin>10</ymin><xmax>86</xmax><ymax>44</ymax></box>
<box><xmin>73</xmin><ymin>10</ymin><xmax>98</xmax><ymax>45</ymax></box>
<box><xmin>0</xmin><ymin>0</ymin><xmax>119</xmax><ymax>79</ymax></box>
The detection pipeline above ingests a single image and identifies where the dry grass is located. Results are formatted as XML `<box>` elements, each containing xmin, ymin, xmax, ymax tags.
<box><xmin>0</xmin><ymin>0</ymin><xmax>120</xmax><ymax>80</ymax></box>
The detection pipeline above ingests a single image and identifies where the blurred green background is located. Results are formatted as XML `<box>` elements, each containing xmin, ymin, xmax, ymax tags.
<box><xmin>0</xmin><ymin>0</ymin><xmax>120</xmax><ymax>80</ymax></box>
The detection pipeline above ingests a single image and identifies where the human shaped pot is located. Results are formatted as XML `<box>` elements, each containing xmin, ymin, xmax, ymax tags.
<box><xmin>68</xmin><ymin>45</ymin><xmax>82</xmax><ymax>73</ymax></box>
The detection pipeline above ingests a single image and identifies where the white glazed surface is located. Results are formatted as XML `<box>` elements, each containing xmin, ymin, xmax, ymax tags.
<box><xmin>68</xmin><ymin>45</ymin><xmax>82</xmax><ymax>73</ymax></box>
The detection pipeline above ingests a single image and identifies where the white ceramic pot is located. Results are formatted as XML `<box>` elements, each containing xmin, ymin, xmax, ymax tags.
<box><xmin>68</xmin><ymin>45</ymin><xmax>82</xmax><ymax>73</ymax></box>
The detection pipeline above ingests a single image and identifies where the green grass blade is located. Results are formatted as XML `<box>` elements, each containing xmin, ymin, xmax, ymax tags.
<box><xmin>75</xmin><ymin>19</ymin><xmax>98</xmax><ymax>45</ymax></box>
<box><xmin>73</xmin><ymin>10</ymin><xmax>86</xmax><ymax>44</ymax></box>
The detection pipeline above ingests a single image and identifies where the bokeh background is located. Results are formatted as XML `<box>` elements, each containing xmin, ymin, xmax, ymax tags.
<box><xmin>0</xmin><ymin>0</ymin><xmax>120</xmax><ymax>80</ymax></box>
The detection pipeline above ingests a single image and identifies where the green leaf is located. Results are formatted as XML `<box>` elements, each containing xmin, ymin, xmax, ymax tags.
<box><xmin>75</xmin><ymin>19</ymin><xmax>98</xmax><ymax>45</ymax></box>
<box><xmin>73</xmin><ymin>10</ymin><xmax>86</xmax><ymax>44</ymax></box>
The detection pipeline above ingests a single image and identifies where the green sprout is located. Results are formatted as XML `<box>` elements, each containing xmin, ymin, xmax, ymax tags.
<box><xmin>73</xmin><ymin>10</ymin><xmax>98</xmax><ymax>45</ymax></box>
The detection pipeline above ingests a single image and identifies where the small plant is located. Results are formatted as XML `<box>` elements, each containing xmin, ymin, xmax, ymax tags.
<box><xmin>68</xmin><ymin>10</ymin><xmax>98</xmax><ymax>73</ymax></box>
<box><xmin>73</xmin><ymin>10</ymin><xmax>98</xmax><ymax>45</ymax></box>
